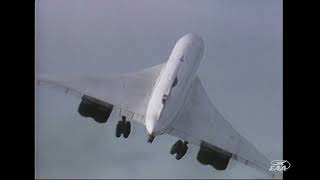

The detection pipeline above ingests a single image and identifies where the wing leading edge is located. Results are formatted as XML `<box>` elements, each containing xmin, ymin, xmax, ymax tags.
<box><xmin>37</xmin><ymin>63</ymin><xmax>165</xmax><ymax>125</ymax></box>
<box><xmin>38</xmin><ymin>64</ymin><xmax>280</xmax><ymax>178</ymax></box>
<box><xmin>167</xmin><ymin>76</ymin><xmax>281</xmax><ymax>178</ymax></box>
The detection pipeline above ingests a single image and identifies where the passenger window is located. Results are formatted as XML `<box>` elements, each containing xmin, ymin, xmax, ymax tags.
<box><xmin>171</xmin><ymin>77</ymin><xmax>178</xmax><ymax>88</ymax></box>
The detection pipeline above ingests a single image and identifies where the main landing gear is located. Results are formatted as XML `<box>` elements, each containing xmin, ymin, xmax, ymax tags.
<box><xmin>170</xmin><ymin>140</ymin><xmax>188</xmax><ymax>160</ymax></box>
<box><xmin>115</xmin><ymin>116</ymin><xmax>131</xmax><ymax>138</ymax></box>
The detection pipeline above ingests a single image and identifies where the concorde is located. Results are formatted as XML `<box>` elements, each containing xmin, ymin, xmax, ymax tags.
<box><xmin>38</xmin><ymin>33</ymin><xmax>280</xmax><ymax>178</ymax></box>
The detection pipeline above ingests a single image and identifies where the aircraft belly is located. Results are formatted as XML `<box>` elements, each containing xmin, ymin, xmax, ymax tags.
<box><xmin>146</xmin><ymin>33</ymin><xmax>204</xmax><ymax>136</ymax></box>
<box><xmin>161</xmin><ymin>71</ymin><xmax>198</xmax><ymax>134</ymax></box>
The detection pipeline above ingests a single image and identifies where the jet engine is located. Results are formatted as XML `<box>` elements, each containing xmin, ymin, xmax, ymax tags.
<box><xmin>78</xmin><ymin>95</ymin><xmax>113</xmax><ymax>123</ymax></box>
<box><xmin>197</xmin><ymin>143</ymin><xmax>232</xmax><ymax>170</ymax></box>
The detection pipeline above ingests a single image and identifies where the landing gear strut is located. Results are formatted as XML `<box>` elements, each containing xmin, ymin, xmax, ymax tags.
<box><xmin>115</xmin><ymin>116</ymin><xmax>131</xmax><ymax>138</ymax></box>
<box><xmin>170</xmin><ymin>140</ymin><xmax>188</xmax><ymax>160</ymax></box>
<box><xmin>147</xmin><ymin>134</ymin><xmax>155</xmax><ymax>143</ymax></box>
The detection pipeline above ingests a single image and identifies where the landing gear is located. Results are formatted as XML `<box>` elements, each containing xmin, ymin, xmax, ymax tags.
<box><xmin>170</xmin><ymin>140</ymin><xmax>188</xmax><ymax>160</ymax></box>
<box><xmin>147</xmin><ymin>134</ymin><xmax>155</xmax><ymax>143</ymax></box>
<box><xmin>115</xmin><ymin>116</ymin><xmax>131</xmax><ymax>138</ymax></box>
<box><xmin>115</xmin><ymin>121</ymin><xmax>123</xmax><ymax>138</ymax></box>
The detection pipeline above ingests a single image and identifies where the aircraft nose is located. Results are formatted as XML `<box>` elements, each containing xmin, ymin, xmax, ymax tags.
<box><xmin>146</xmin><ymin>119</ymin><xmax>157</xmax><ymax>143</ymax></box>
<box><xmin>146</xmin><ymin>113</ymin><xmax>157</xmax><ymax>135</ymax></box>
<box><xmin>146</xmin><ymin>120</ymin><xmax>155</xmax><ymax>135</ymax></box>
<box><xmin>146</xmin><ymin>112</ymin><xmax>163</xmax><ymax>136</ymax></box>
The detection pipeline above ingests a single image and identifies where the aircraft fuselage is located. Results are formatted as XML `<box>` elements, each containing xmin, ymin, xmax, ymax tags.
<box><xmin>146</xmin><ymin>34</ymin><xmax>205</xmax><ymax>137</ymax></box>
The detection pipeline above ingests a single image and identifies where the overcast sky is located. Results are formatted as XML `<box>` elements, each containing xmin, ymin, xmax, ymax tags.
<box><xmin>36</xmin><ymin>0</ymin><xmax>282</xmax><ymax>178</ymax></box>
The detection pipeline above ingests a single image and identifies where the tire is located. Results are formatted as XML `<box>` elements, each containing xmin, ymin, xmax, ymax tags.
<box><xmin>123</xmin><ymin>121</ymin><xmax>131</xmax><ymax>138</ymax></box>
<box><xmin>126</xmin><ymin>121</ymin><xmax>131</xmax><ymax>134</ymax></box>
<box><xmin>176</xmin><ymin>152</ymin><xmax>184</xmax><ymax>160</ymax></box>
<box><xmin>116</xmin><ymin>121</ymin><xmax>123</xmax><ymax>138</ymax></box>
<box><xmin>170</xmin><ymin>149</ymin><xmax>175</xmax><ymax>155</ymax></box>
<box><xmin>170</xmin><ymin>140</ymin><xmax>183</xmax><ymax>155</ymax></box>
<box><xmin>175</xmin><ymin>145</ymin><xmax>187</xmax><ymax>160</ymax></box>
<box><xmin>182</xmin><ymin>145</ymin><xmax>188</xmax><ymax>155</ymax></box>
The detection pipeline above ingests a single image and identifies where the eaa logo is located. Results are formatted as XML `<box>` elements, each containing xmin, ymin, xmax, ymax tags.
<box><xmin>269</xmin><ymin>160</ymin><xmax>291</xmax><ymax>172</ymax></box>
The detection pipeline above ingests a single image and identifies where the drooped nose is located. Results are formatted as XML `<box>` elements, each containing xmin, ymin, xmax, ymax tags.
<box><xmin>146</xmin><ymin>119</ymin><xmax>155</xmax><ymax>135</ymax></box>
<box><xmin>146</xmin><ymin>112</ymin><xmax>158</xmax><ymax>135</ymax></box>
<box><xmin>145</xmin><ymin>113</ymin><xmax>159</xmax><ymax>143</ymax></box>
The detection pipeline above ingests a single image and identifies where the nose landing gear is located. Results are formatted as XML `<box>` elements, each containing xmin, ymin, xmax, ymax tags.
<box><xmin>170</xmin><ymin>140</ymin><xmax>188</xmax><ymax>160</ymax></box>
<box><xmin>147</xmin><ymin>134</ymin><xmax>155</xmax><ymax>143</ymax></box>
<box><xmin>115</xmin><ymin>116</ymin><xmax>131</xmax><ymax>138</ymax></box>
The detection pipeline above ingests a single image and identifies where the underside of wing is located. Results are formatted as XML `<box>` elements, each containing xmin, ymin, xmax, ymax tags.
<box><xmin>167</xmin><ymin>76</ymin><xmax>281</xmax><ymax>178</ymax></box>
<box><xmin>38</xmin><ymin>63</ymin><xmax>165</xmax><ymax>125</ymax></box>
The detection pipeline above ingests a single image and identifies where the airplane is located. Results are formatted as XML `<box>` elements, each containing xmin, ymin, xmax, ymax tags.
<box><xmin>37</xmin><ymin>33</ymin><xmax>281</xmax><ymax>178</ymax></box>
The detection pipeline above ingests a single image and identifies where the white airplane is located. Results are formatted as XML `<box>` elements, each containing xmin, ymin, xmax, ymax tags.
<box><xmin>38</xmin><ymin>33</ymin><xmax>280</xmax><ymax>178</ymax></box>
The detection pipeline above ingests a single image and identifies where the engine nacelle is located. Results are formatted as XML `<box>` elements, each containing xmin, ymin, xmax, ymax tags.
<box><xmin>197</xmin><ymin>142</ymin><xmax>232</xmax><ymax>170</ymax></box>
<box><xmin>78</xmin><ymin>95</ymin><xmax>113</xmax><ymax>123</ymax></box>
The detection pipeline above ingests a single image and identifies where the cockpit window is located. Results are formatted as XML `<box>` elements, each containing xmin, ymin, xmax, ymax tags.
<box><xmin>162</xmin><ymin>94</ymin><xmax>168</xmax><ymax>104</ymax></box>
<box><xmin>171</xmin><ymin>77</ymin><xmax>178</xmax><ymax>88</ymax></box>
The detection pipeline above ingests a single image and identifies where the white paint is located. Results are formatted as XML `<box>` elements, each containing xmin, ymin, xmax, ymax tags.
<box><xmin>145</xmin><ymin>33</ymin><xmax>204</xmax><ymax>136</ymax></box>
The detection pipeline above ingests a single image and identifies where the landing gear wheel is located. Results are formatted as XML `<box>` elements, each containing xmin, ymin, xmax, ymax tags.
<box><xmin>170</xmin><ymin>140</ymin><xmax>183</xmax><ymax>155</ymax></box>
<box><xmin>116</xmin><ymin>121</ymin><xmax>124</xmax><ymax>138</ymax></box>
<box><xmin>123</xmin><ymin>121</ymin><xmax>131</xmax><ymax>138</ymax></box>
<box><xmin>170</xmin><ymin>140</ymin><xmax>188</xmax><ymax>160</ymax></box>
<box><xmin>175</xmin><ymin>152</ymin><xmax>184</xmax><ymax>160</ymax></box>
<box><xmin>175</xmin><ymin>146</ymin><xmax>188</xmax><ymax>160</ymax></box>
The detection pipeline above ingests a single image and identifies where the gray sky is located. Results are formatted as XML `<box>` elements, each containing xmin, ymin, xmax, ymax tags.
<box><xmin>36</xmin><ymin>0</ymin><xmax>282</xmax><ymax>178</ymax></box>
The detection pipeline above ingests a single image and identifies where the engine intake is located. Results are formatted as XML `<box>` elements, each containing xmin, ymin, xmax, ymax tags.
<box><xmin>197</xmin><ymin>142</ymin><xmax>232</xmax><ymax>170</ymax></box>
<box><xmin>78</xmin><ymin>95</ymin><xmax>113</xmax><ymax>123</ymax></box>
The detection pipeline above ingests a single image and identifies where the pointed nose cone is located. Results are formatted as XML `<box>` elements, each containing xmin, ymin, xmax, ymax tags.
<box><xmin>146</xmin><ymin>120</ymin><xmax>156</xmax><ymax>143</ymax></box>
<box><xmin>146</xmin><ymin>120</ymin><xmax>155</xmax><ymax>135</ymax></box>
